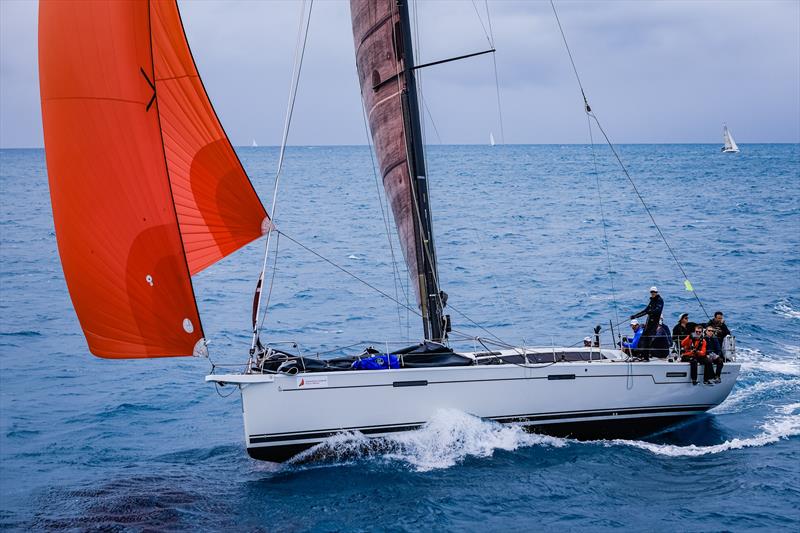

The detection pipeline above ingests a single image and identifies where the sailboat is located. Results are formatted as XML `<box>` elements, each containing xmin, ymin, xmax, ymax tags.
<box><xmin>722</xmin><ymin>124</ymin><xmax>739</xmax><ymax>153</ymax></box>
<box><xmin>490</xmin><ymin>132</ymin><xmax>496</xmax><ymax>146</ymax></box>
<box><xmin>39</xmin><ymin>0</ymin><xmax>740</xmax><ymax>463</ymax></box>
<box><xmin>252</xmin><ymin>139</ymin><xmax>258</xmax><ymax>148</ymax></box>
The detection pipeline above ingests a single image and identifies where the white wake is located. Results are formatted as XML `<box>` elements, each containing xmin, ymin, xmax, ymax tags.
<box><xmin>736</xmin><ymin>347</ymin><xmax>800</xmax><ymax>376</ymax></box>
<box><xmin>287</xmin><ymin>365</ymin><xmax>800</xmax><ymax>469</ymax></box>
<box><xmin>605</xmin><ymin>403</ymin><xmax>800</xmax><ymax>457</ymax></box>
<box><xmin>711</xmin><ymin>378</ymin><xmax>800</xmax><ymax>414</ymax></box>
<box><xmin>292</xmin><ymin>409</ymin><xmax>569</xmax><ymax>471</ymax></box>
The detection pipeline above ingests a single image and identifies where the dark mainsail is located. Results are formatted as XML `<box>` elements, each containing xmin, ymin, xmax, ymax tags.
<box><xmin>350</xmin><ymin>0</ymin><xmax>446</xmax><ymax>341</ymax></box>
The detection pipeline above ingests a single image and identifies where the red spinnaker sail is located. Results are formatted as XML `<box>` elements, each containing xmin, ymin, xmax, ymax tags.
<box><xmin>39</xmin><ymin>0</ymin><xmax>268</xmax><ymax>358</ymax></box>
<box><xmin>350</xmin><ymin>0</ymin><xmax>423</xmax><ymax>306</ymax></box>
<box><xmin>151</xmin><ymin>1</ymin><xmax>269</xmax><ymax>274</ymax></box>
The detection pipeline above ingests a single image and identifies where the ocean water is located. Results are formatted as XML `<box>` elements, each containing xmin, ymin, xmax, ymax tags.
<box><xmin>1</xmin><ymin>144</ymin><xmax>798</xmax><ymax>531</ymax></box>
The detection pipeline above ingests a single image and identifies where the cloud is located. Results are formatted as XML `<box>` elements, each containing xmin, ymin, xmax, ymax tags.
<box><xmin>2</xmin><ymin>0</ymin><xmax>798</xmax><ymax>148</ymax></box>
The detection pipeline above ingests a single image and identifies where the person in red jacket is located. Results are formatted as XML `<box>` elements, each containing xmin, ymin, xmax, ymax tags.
<box><xmin>680</xmin><ymin>324</ymin><xmax>715</xmax><ymax>385</ymax></box>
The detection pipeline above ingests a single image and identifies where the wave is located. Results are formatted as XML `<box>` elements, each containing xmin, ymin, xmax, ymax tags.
<box><xmin>774</xmin><ymin>298</ymin><xmax>800</xmax><ymax>319</ymax></box>
<box><xmin>736</xmin><ymin>347</ymin><xmax>800</xmax><ymax>376</ymax></box>
<box><xmin>0</xmin><ymin>330</ymin><xmax>42</xmax><ymax>337</ymax></box>
<box><xmin>290</xmin><ymin>409</ymin><xmax>568</xmax><ymax>472</ymax></box>
<box><xmin>606</xmin><ymin>403</ymin><xmax>800</xmax><ymax>457</ymax></box>
<box><xmin>288</xmin><ymin>399</ymin><xmax>800</xmax><ymax>469</ymax></box>
<box><xmin>711</xmin><ymin>378</ymin><xmax>800</xmax><ymax>414</ymax></box>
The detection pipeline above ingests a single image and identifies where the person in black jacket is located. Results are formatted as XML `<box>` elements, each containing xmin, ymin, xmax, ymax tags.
<box><xmin>706</xmin><ymin>311</ymin><xmax>732</xmax><ymax>341</ymax></box>
<box><xmin>673</xmin><ymin>313</ymin><xmax>691</xmax><ymax>345</ymax></box>
<box><xmin>630</xmin><ymin>286</ymin><xmax>664</xmax><ymax>361</ymax></box>
<box><xmin>704</xmin><ymin>325</ymin><xmax>724</xmax><ymax>383</ymax></box>
<box><xmin>650</xmin><ymin>318</ymin><xmax>672</xmax><ymax>358</ymax></box>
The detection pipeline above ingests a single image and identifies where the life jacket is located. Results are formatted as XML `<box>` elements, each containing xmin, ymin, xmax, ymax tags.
<box><xmin>680</xmin><ymin>335</ymin><xmax>707</xmax><ymax>357</ymax></box>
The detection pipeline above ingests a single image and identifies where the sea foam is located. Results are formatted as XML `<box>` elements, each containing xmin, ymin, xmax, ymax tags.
<box><xmin>774</xmin><ymin>298</ymin><xmax>800</xmax><ymax>320</ymax></box>
<box><xmin>605</xmin><ymin>403</ymin><xmax>800</xmax><ymax>457</ymax></box>
<box><xmin>291</xmin><ymin>400</ymin><xmax>800</xmax><ymax>468</ymax></box>
<box><xmin>291</xmin><ymin>409</ymin><xmax>569</xmax><ymax>471</ymax></box>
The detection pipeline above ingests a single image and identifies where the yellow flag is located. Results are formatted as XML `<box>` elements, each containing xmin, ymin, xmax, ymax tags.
<box><xmin>684</xmin><ymin>279</ymin><xmax>694</xmax><ymax>292</ymax></box>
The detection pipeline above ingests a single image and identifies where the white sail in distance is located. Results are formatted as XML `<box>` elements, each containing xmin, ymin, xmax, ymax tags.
<box><xmin>722</xmin><ymin>125</ymin><xmax>739</xmax><ymax>153</ymax></box>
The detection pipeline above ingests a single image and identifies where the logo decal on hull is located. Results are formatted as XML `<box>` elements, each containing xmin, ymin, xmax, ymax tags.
<box><xmin>297</xmin><ymin>376</ymin><xmax>328</xmax><ymax>389</ymax></box>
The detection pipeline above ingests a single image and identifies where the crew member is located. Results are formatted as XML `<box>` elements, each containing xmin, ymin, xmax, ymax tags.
<box><xmin>706</xmin><ymin>311</ymin><xmax>732</xmax><ymax>341</ymax></box>
<box><xmin>650</xmin><ymin>318</ymin><xmax>672</xmax><ymax>359</ymax></box>
<box><xmin>704</xmin><ymin>325</ymin><xmax>724</xmax><ymax>383</ymax></box>
<box><xmin>672</xmin><ymin>313</ymin><xmax>691</xmax><ymax>345</ymax></box>
<box><xmin>680</xmin><ymin>324</ymin><xmax>715</xmax><ymax>385</ymax></box>
<box><xmin>631</xmin><ymin>286</ymin><xmax>664</xmax><ymax>361</ymax></box>
<box><xmin>621</xmin><ymin>319</ymin><xmax>643</xmax><ymax>356</ymax></box>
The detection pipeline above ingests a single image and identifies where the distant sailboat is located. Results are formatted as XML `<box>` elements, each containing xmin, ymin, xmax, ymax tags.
<box><xmin>722</xmin><ymin>124</ymin><xmax>739</xmax><ymax>153</ymax></box>
<box><xmin>252</xmin><ymin>139</ymin><xmax>258</xmax><ymax>148</ymax></box>
<box><xmin>489</xmin><ymin>132</ymin><xmax>496</xmax><ymax>146</ymax></box>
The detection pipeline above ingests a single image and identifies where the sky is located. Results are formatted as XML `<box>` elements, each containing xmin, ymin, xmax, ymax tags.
<box><xmin>1</xmin><ymin>0</ymin><xmax>798</xmax><ymax>148</ymax></box>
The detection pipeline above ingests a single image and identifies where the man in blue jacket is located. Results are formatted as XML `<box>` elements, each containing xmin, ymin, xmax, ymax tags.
<box><xmin>621</xmin><ymin>319</ymin><xmax>643</xmax><ymax>356</ymax></box>
<box><xmin>630</xmin><ymin>286</ymin><xmax>664</xmax><ymax>361</ymax></box>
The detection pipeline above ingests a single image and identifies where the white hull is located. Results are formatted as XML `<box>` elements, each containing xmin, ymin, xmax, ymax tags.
<box><xmin>208</xmin><ymin>348</ymin><xmax>739</xmax><ymax>462</ymax></box>
<box><xmin>722</xmin><ymin>148</ymin><xmax>739</xmax><ymax>153</ymax></box>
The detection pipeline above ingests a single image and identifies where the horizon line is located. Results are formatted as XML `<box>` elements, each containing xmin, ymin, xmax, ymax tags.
<box><xmin>2</xmin><ymin>141</ymin><xmax>799</xmax><ymax>150</ymax></box>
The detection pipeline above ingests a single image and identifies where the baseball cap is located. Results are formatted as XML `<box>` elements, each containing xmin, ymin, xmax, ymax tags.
<box><xmin>649</xmin><ymin>286</ymin><xmax>658</xmax><ymax>292</ymax></box>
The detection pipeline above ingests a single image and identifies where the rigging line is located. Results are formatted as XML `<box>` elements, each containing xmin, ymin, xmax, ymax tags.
<box><xmin>402</xmin><ymin>1</ymin><xmax>504</xmax><ymax>343</ymax></box>
<box><xmin>470</xmin><ymin>0</ymin><xmax>492</xmax><ymax>47</ymax></box>
<box><xmin>388</xmin><ymin>2</ymin><xmax>444</xmax><ymax>338</ymax></box>
<box><xmin>484</xmin><ymin>1</ymin><xmax>505</xmax><ymax>144</ymax></box>
<box><xmin>258</xmin><ymin>231</ymin><xmax>281</xmax><ymax>332</ymax></box>
<box><xmin>472</xmin><ymin>0</ymin><xmax>505</xmax><ymax>144</ymax></box>
<box><xmin>359</xmin><ymin>96</ymin><xmax>407</xmax><ymax>334</ymax></box>
<box><xmin>420</xmin><ymin>93</ymin><xmax>443</xmax><ymax>145</ymax></box>
<box><xmin>277</xmin><ymin>229</ymin><xmax>424</xmax><ymax>320</ymax></box>
<box><xmin>276</xmin><ymin>229</ymin><xmax>487</xmax><ymax>344</ymax></box>
<box><xmin>275</xmin><ymin>0</ymin><xmax>313</xmax><ymax>179</ymax></box>
<box><xmin>445</xmin><ymin>301</ymin><xmax>508</xmax><ymax>344</ymax></box>
<box><xmin>388</xmin><ymin>1</ymin><xmax>413</xmax><ymax>340</ymax></box>
<box><xmin>549</xmin><ymin>0</ymin><xmax>710</xmax><ymax>321</ymax></box>
<box><xmin>588</xmin><ymin>115</ymin><xmax>620</xmax><ymax>327</ymax></box>
<box><xmin>484</xmin><ymin>0</ymin><xmax>495</xmax><ymax>47</ymax></box>
<box><xmin>588</xmin><ymin>112</ymin><xmax>710</xmax><ymax>320</ymax></box>
<box><xmin>251</xmin><ymin>0</ymin><xmax>314</xmax><ymax>353</ymax></box>
<box><xmin>489</xmin><ymin>35</ymin><xmax>505</xmax><ymax>144</ymax></box>
<box><xmin>549</xmin><ymin>0</ymin><xmax>588</xmax><ymax>111</ymax></box>
<box><xmin>408</xmin><ymin>5</ymin><xmax>449</xmax><ymax>334</ymax></box>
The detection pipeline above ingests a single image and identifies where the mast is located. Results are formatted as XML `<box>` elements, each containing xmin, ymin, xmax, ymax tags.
<box><xmin>396</xmin><ymin>0</ymin><xmax>445</xmax><ymax>342</ymax></box>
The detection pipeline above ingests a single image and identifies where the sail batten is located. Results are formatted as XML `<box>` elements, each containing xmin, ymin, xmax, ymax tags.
<box><xmin>39</xmin><ymin>0</ymin><xmax>268</xmax><ymax>359</ymax></box>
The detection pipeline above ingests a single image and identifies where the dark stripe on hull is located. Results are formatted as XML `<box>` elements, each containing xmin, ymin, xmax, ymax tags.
<box><xmin>246</xmin><ymin>410</ymin><xmax>705</xmax><ymax>462</ymax></box>
<box><xmin>249</xmin><ymin>422</ymin><xmax>424</xmax><ymax>444</ymax></box>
